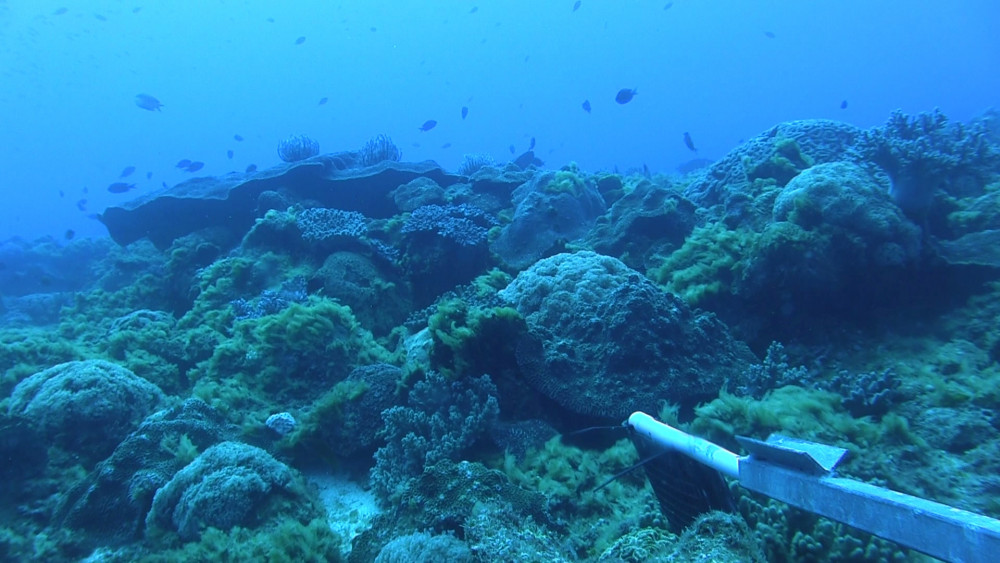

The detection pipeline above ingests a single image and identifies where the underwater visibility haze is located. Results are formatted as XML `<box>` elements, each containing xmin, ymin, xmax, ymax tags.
<box><xmin>1</xmin><ymin>1</ymin><xmax>1000</xmax><ymax>561</ymax></box>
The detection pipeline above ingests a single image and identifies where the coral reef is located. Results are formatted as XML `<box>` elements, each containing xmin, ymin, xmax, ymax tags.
<box><xmin>6</xmin><ymin>109</ymin><xmax>1000</xmax><ymax>560</ymax></box>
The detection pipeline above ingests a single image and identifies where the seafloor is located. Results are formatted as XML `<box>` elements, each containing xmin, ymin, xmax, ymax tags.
<box><xmin>2</xmin><ymin>109</ymin><xmax>999</xmax><ymax>562</ymax></box>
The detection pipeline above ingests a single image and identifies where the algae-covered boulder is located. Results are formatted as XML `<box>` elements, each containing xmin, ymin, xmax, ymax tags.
<box><xmin>7</xmin><ymin>359</ymin><xmax>165</xmax><ymax>459</ymax></box>
<box><xmin>499</xmin><ymin>251</ymin><xmax>756</xmax><ymax>418</ymax></box>
<box><xmin>492</xmin><ymin>169</ymin><xmax>606</xmax><ymax>270</ymax></box>
<box><xmin>772</xmin><ymin>161</ymin><xmax>921</xmax><ymax>267</ymax></box>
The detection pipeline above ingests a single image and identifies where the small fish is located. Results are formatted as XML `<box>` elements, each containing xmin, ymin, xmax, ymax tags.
<box><xmin>295</xmin><ymin>36</ymin><xmax>306</xmax><ymax>45</ymax></box>
<box><xmin>107</xmin><ymin>182</ymin><xmax>136</xmax><ymax>193</ymax></box>
<box><xmin>59</xmin><ymin>190</ymin><xmax>65</xmax><ymax>198</ymax></box>
<box><xmin>94</xmin><ymin>13</ymin><xmax>107</xmax><ymax>21</ymax></box>
<box><xmin>370</xmin><ymin>27</ymin><xmax>377</xmax><ymax>32</ymax></box>
<box><xmin>508</xmin><ymin>144</ymin><xmax>515</xmax><ymax>154</ymax></box>
<box><xmin>234</xmin><ymin>134</ymin><xmax>244</xmax><ymax>142</ymax></box>
<box><xmin>132</xmin><ymin>7</ymin><xmax>142</xmax><ymax>13</ymax></box>
<box><xmin>528</xmin><ymin>136</ymin><xmax>536</xmax><ymax>150</ymax></box>
<box><xmin>461</xmin><ymin>106</ymin><xmax>469</xmax><ymax>120</ymax></box>
<box><xmin>53</xmin><ymin>7</ymin><xmax>68</xmax><ymax>15</ymax></box>
<box><xmin>76</xmin><ymin>199</ymin><xmax>87</xmax><ymax>211</ymax></box>
<box><xmin>120</xmin><ymin>166</ymin><xmax>135</xmax><ymax>178</ymax></box>
<box><xmin>615</xmin><ymin>88</ymin><xmax>637</xmax><ymax>104</ymax></box>
<box><xmin>64</xmin><ymin>229</ymin><xmax>75</xmax><ymax>240</ymax></box>
<box><xmin>227</xmin><ymin>149</ymin><xmax>234</xmax><ymax>159</ymax></box>
<box><xmin>764</xmin><ymin>31</ymin><xmax>776</xmax><ymax>39</ymax></box>
<box><xmin>135</xmin><ymin>93</ymin><xmax>163</xmax><ymax>111</ymax></box>
<box><xmin>162</xmin><ymin>181</ymin><xmax>168</xmax><ymax>188</ymax></box>
<box><xmin>573</xmin><ymin>1</ymin><xmax>581</xmax><ymax>12</ymax></box>
<box><xmin>683</xmin><ymin>132</ymin><xmax>698</xmax><ymax>152</ymax></box>
<box><xmin>840</xmin><ymin>100</ymin><xmax>848</xmax><ymax>109</ymax></box>
<box><xmin>267</xmin><ymin>17</ymin><xmax>275</xmax><ymax>23</ymax></box>
<box><xmin>664</xmin><ymin>2</ymin><xmax>673</xmax><ymax>9</ymax></box>
<box><xmin>185</xmin><ymin>161</ymin><xmax>204</xmax><ymax>173</ymax></box>
<box><xmin>469</xmin><ymin>6</ymin><xmax>478</xmax><ymax>13</ymax></box>
<box><xmin>418</xmin><ymin>119</ymin><xmax>437</xmax><ymax>132</ymax></box>
<box><xmin>82</xmin><ymin>186</ymin><xmax>89</xmax><ymax>194</ymax></box>
<box><xmin>246</xmin><ymin>164</ymin><xmax>258</xmax><ymax>173</ymax></box>
<box><xmin>441</xmin><ymin>142</ymin><xmax>452</xmax><ymax>149</ymax></box>
<box><xmin>318</xmin><ymin>97</ymin><xmax>328</xmax><ymax>105</ymax></box>
<box><xmin>176</xmin><ymin>159</ymin><xmax>192</xmax><ymax>168</ymax></box>
<box><xmin>146</xmin><ymin>171</ymin><xmax>153</xmax><ymax>179</ymax></box>
<box><xmin>582</xmin><ymin>99</ymin><xmax>591</xmax><ymax>113</ymax></box>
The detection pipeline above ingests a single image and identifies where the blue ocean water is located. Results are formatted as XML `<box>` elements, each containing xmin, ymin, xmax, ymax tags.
<box><xmin>2</xmin><ymin>2</ymin><xmax>1000</xmax><ymax>561</ymax></box>
<box><xmin>0</xmin><ymin>1</ymin><xmax>996</xmax><ymax>240</ymax></box>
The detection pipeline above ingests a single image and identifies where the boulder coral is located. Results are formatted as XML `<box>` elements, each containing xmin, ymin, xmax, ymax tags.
<box><xmin>500</xmin><ymin>251</ymin><xmax>756</xmax><ymax>418</ymax></box>
<box><xmin>8</xmin><ymin>359</ymin><xmax>165</xmax><ymax>460</ymax></box>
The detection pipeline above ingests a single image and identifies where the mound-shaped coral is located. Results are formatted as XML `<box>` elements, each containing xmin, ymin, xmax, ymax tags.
<box><xmin>499</xmin><ymin>251</ymin><xmax>756</xmax><ymax>418</ymax></box>
<box><xmin>146</xmin><ymin>441</ymin><xmax>300</xmax><ymax>541</ymax></box>
<box><xmin>8</xmin><ymin>359</ymin><xmax>165</xmax><ymax>460</ymax></box>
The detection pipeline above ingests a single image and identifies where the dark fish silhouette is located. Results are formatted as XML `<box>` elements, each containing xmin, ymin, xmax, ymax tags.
<box><xmin>246</xmin><ymin>164</ymin><xmax>258</xmax><ymax>173</ymax></box>
<box><xmin>513</xmin><ymin>150</ymin><xmax>544</xmax><ymax>170</ymax></box>
<box><xmin>764</xmin><ymin>31</ymin><xmax>776</xmax><ymax>39</ymax></box>
<box><xmin>227</xmin><ymin>149</ymin><xmax>234</xmax><ymax>159</ymax></box>
<box><xmin>318</xmin><ymin>97</ymin><xmax>328</xmax><ymax>105</ymax></box>
<box><xmin>64</xmin><ymin>229</ymin><xmax>75</xmax><ymax>240</ymax></box>
<box><xmin>840</xmin><ymin>100</ymin><xmax>848</xmax><ymax>109</ymax></box>
<box><xmin>135</xmin><ymin>93</ymin><xmax>163</xmax><ymax>111</ymax></box>
<box><xmin>573</xmin><ymin>1</ymin><xmax>581</xmax><ymax>11</ymax></box>
<box><xmin>508</xmin><ymin>144</ymin><xmax>515</xmax><ymax>154</ymax></box>
<box><xmin>53</xmin><ymin>7</ymin><xmax>68</xmax><ymax>15</ymax></box>
<box><xmin>528</xmin><ymin>136</ymin><xmax>536</xmax><ymax>150</ymax></box>
<box><xmin>83</xmin><ymin>187</ymin><xmax>89</xmax><ymax>194</ymax></box>
<box><xmin>94</xmin><ymin>14</ymin><xmax>107</xmax><ymax>22</ymax></box>
<box><xmin>107</xmin><ymin>182</ymin><xmax>136</xmax><ymax>193</ymax></box>
<box><xmin>615</xmin><ymin>88</ymin><xmax>637</xmax><ymax>104</ymax></box>
<box><xmin>76</xmin><ymin>199</ymin><xmax>87</xmax><ymax>211</ymax></box>
<box><xmin>441</xmin><ymin>142</ymin><xmax>452</xmax><ymax>149</ymax></box>
<box><xmin>120</xmin><ymin>166</ymin><xmax>135</xmax><ymax>178</ymax></box>
<box><xmin>461</xmin><ymin>106</ymin><xmax>469</xmax><ymax>120</ymax></box>
<box><xmin>146</xmin><ymin>171</ymin><xmax>153</xmax><ymax>179</ymax></box>
<box><xmin>162</xmin><ymin>182</ymin><xmax>168</xmax><ymax>188</ymax></box>
<box><xmin>234</xmin><ymin>134</ymin><xmax>244</xmax><ymax>142</ymax></box>
<box><xmin>683</xmin><ymin>132</ymin><xmax>698</xmax><ymax>152</ymax></box>
<box><xmin>176</xmin><ymin>159</ymin><xmax>192</xmax><ymax>169</ymax></box>
<box><xmin>469</xmin><ymin>6</ymin><xmax>478</xmax><ymax>13</ymax></box>
<box><xmin>59</xmin><ymin>190</ymin><xmax>65</xmax><ymax>198</ymax></box>
<box><xmin>295</xmin><ymin>36</ymin><xmax>306</xmax><ymax>45</ymax></box>
<box><xmin>185</xmin><ymin>161</ymin><xmax>204</xmax><ymax>173</ymax></box>
<box><xmin>664</xmin><ymin>2</ymin><xmax>673</xmax><ymax>9</ymax></box>
<box><xmin>418</xmin><ymin>120</ymin><xmax>437</xmax><ymax>131</ymax></box>
<box><xmin>582</xmin><ymin>99</ymin><xmax>591</xmax><ymax>113</ymax></box>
